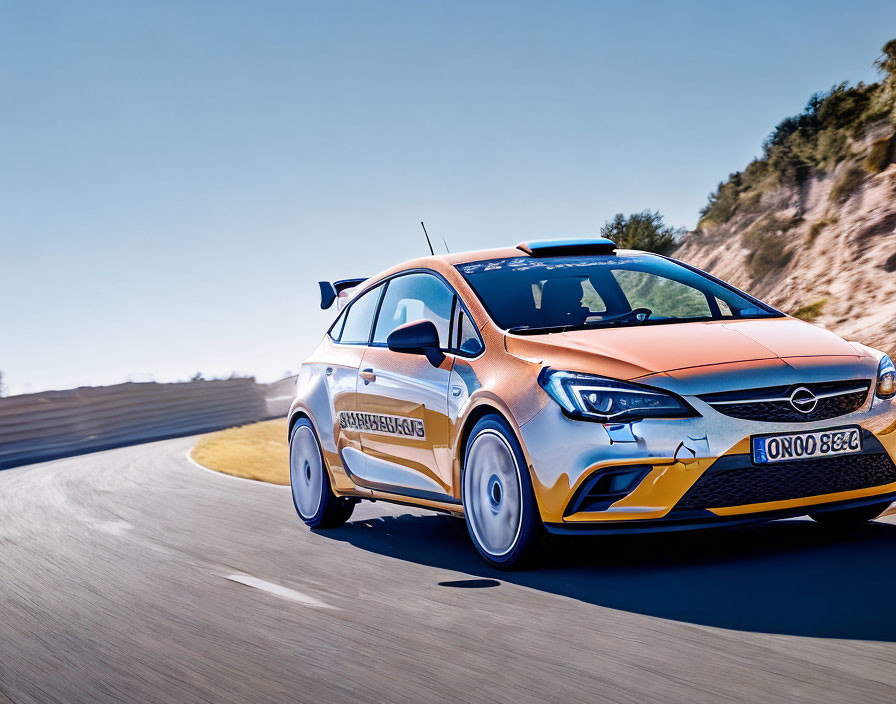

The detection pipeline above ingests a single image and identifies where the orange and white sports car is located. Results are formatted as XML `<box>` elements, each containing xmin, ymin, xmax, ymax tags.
<box><xmin>288</xmin><ymin>238</ymin><xmax>896</xmax><ymax>568</ymax></box>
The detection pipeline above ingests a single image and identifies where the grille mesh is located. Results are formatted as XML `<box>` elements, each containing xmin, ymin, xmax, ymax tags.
<box><xmin>699</xmin><ymin>381</ymin><xmax>870</xmax><ymax>423</ymax></box>
<box><xmin>675</xmin><ymin>452</ymin><xmax>896</xmax><ymax>510</ymax></box>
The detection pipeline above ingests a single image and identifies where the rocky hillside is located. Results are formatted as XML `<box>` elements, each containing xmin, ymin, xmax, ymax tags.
<box><xmin>675</xmin><ymin>41</ymin><xmax>896</xmax><ymax>356</ymax></box>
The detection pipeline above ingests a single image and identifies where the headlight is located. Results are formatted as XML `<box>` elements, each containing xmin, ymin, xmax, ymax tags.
<box><xmin>877</xmin><ymin>355</ymin><xmax>896</xmax><ymax>399</ymax></box>
<box><xmin>537</xmin><ymin>368</ymin><xmax>697</xmax><ymax>422</ymax></box>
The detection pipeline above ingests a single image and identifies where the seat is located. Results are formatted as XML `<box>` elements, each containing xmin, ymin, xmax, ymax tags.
<box><xmin>536</xmin><ymin>278</ymin><xmax>590</xmax><ymax>327</ymax></box>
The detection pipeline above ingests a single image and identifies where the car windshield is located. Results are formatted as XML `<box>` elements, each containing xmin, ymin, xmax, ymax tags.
<box><xmin>455</xmin><ymin>253</ymin><xmax>781</xmax><ymax>333</ymax></box>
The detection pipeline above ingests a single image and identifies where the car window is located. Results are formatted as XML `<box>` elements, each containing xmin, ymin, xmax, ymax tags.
<box><xmin>328</xmin><ymin>308</ymin><xmax>347</xmax><ymax>341</ymax></box>
<box><xmin>611</xmin><ymin>270</ymin><xmax>711</xmax><ymax>319</ymax></box>
<box><xmin>455</xmin><ymin>254</ymin><xmax>779</xmax><ymax>332</ymax></box>
<box><xmin>338</xmin><ymin>284</ymin><xmax>383</xmax><ymax>344</ymax></box>
<box><xmin>715</xmin><ymin>297</ymin><xmax>733</xmax><ymax>317</ymax></box>
<box><xmin>372</xmin><ymin>273</ymin><xmax>453</xmax><ymax>348</ymax></box>
<box><xmin>454</xmin><ymin>307</ymin><xmax>484</xmax><ymax>356</ymax></box>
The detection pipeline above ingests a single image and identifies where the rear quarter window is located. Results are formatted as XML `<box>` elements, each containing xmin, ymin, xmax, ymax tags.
<box><xmin>338</xmin><ymin>284</ymin><xmax>383</xmax><ymax>344</ymax></box>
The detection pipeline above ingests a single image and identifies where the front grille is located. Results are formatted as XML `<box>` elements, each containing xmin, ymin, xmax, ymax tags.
<box><xmin>675</xmin><ymin>450</ymin><xmax>896</xmax><ymax>510</ymax></box>
<box><xmin>699</xmin><ymin>380</ymin><xmax>870</xmax><ymax>423</ymax></box>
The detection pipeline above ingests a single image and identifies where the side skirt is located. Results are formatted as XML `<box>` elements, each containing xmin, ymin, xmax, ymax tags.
<box><xmin>340</xmin><ymin>446</ymin><xmax>462</xmax><ymax>512</ymax></box>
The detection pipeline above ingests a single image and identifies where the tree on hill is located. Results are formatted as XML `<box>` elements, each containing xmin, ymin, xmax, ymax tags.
<box><xmin>0</xmin><ymin>370</ymin><xmax>5</xmax><ymax>397</ymax></box>
<box><xmin>874</xmin><ymin>38</ymin><xmax>896</xmax><ymax>87</ymax></box>
<box><xmin>600</xmin><ymin>211</ymin><xmax>682</xmax><ymax>255</ymax></box>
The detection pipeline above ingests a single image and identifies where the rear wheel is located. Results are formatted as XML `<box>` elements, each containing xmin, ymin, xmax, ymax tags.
<box><xmin>461</xmin><ymin>414</ymin><xmax>546</xmax><ymax>569</ymax></box>
<box><xmin>809</xmin><ymin>501</ymin><xmax>891</xmax><ymax>527</ymax></box>
<box><xmin>289</xmin><ymin>418</ymin><xmax>354</xmax><ymax>528</ymax></box>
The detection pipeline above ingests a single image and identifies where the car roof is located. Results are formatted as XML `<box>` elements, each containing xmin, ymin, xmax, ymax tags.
<box><xmin>359</xmin><ymin>245</ymin><xmax>656</xmax><ymax>291</ymax></box>
<box><xmin>390</xmin><ymin>244</ymin><xmax>651</xmax><ymax>267</ymax></box>
<box><xmin>396</xmin><ymin>246</ymin><xmax>526</xmax><ymax>267</ymax></box>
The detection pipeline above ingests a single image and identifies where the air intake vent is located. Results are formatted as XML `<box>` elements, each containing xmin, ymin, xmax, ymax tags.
<box><xmin>675</xmin><ymin>450</ymin><xmax>896</xmax><ymax>511</ymax></box>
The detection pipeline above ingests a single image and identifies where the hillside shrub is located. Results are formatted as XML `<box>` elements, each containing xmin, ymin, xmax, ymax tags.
<box><xmin>829</xmin><ymin>164</ymin><xmax>865</xmax><ymax>203</ymax></box>
<box><xmin>742</xmin><ymin>216</ymin><xmax>797</xmax><ymax>280</ymax></box>
<box><xmin>865</xmin><ymin>135</ymin><xmax>894</xmax><ymax>173</ymax></box>
<box><xmin>807</xmin><ymin>217</ymin><xmax>837</xmax><ymax>243</ymax></box>
<box><xmin>791</xmin><ymin>300</ymin><xmax>827</xmax><ymax>321</ymax></box>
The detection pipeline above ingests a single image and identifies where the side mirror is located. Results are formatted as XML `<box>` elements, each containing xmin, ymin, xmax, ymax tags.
<box><xmin>386</xmin><ymin>320</ymin><xmax>446</xmax><ymax>367</ymax></box>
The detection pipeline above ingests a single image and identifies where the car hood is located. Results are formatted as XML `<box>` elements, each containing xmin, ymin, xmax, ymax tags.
<box><xmin>504</xmin><ymin>317</ymin><xmax>867</xmax><ymax>380</ymax></box>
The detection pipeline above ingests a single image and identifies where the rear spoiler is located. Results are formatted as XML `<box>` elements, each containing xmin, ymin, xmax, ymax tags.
<box><xmin>319</xmin><ymin>278</ymin><xmax>367</xmax><ymax>310</ymax></box>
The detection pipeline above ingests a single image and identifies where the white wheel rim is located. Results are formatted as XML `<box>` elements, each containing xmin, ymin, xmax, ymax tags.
<box><xmin>463</xmin><ymin>430</ymin><xmax>523</xmax><ymax>557</ymax></box>
<box><xmin>290</xmin><ymin>425</ymin><xmax>323</xmax><ymax>519</ymax></box>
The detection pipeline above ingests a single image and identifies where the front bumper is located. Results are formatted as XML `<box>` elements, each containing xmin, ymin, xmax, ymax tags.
<box><xmin>544</xmin><ymin>491</ymin><xmax>896</xmax><ymax>535</ymax></box>
<box><xmin>518</xmin><ymin>392</ymin><xmax>896</xmax><ymax>526</ymax></box>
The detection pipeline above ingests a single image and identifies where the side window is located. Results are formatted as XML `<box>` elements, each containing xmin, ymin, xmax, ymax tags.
<box><xmin>581</xmin><ymin>279</ymin><xmax>608</xmax><ymax>313</ymax></box>
<box><xmin>715</xmin><ymin>297</ymin><xmax>733</xmax><ymax>317</ymax></box>
<box><xmin>454</xmin><ymin>306</ymin><xmax>484</xmax><ymax>356</ymax></box>
<box><xmin>328</xmin><ymin>309</ymin><xmax>347</xmax><ymax>342</ymax></box>
<box><xmin>372</xmin><ymin>273</ymin><xmax>453</xmax><ymax>348</ymax></box>
<box><xmin>338</xmin><ymin>284</ymin><xmax>383</xmax><ymax>344</ymax></box>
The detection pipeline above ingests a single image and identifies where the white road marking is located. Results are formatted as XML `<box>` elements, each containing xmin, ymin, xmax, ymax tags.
<box><xmin>185</xmin><ymin>449</ymin><xmax>290</xmax><ymax>488</ymax></box>
<box><xmin>225</xmin><ymin>573</ymin><xmax>337</xmax><ymax>609</ymax></box>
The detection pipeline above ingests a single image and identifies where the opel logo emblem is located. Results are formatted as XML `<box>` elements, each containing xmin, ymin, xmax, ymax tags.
<box><xmin>789</xmin><ymin>387</ymin><xmax>818</xmax><ymax>414</ymax></box>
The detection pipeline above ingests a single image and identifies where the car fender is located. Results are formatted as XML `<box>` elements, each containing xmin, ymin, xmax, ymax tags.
<box><xmin>449</xmin><ymin>389</ymin><xmax>544</xmax><ymax>499</ymax></box>
<box><xmin>287</xmin><ymin>365</ymin><xmax>351</xmax><ymax>489</ymax></box>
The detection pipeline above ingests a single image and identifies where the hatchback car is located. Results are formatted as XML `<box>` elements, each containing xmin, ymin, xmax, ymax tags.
<box><xmin>288</xmin><ymin>238</ymin><xmax>896</xmax><ymax>568</ymax></box>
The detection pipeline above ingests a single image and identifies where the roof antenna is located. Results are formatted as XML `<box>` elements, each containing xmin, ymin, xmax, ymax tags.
<box><xmin>442</xmin><ymin>237</ymin><xmax>451</xmax><ymax>253</ymax></box>
<box><xmin>420</xmin><ymin>221</ymin><xmax>435</xmax><ymax>256</ymax></box>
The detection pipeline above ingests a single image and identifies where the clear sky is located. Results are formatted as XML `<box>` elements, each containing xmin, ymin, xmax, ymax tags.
<box><xmin>2</xmin><ymin>1</ymin><xmax>895</xmax><ymax>395</ymax></box>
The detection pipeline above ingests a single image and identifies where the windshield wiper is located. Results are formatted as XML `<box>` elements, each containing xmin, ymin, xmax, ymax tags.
<box><xmin>507</xmin><ymin>317</ymin><xmax>639</xmax><ymax>335</ymax></box>
<box><xmin>506</xmin><ymin>318</ymin><xmax>675</xmax><ymax>335</ymax></box>
<box><xmin>506</xmin><ymin>324</ymin><xmax>573</xmax><ymax>335</ymax></box>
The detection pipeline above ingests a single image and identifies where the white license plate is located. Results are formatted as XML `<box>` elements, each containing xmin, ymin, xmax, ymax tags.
<box><xmin>752</xmin><ymin>426</ymin><xmax>862</xmax><ymax>464</ymax></box>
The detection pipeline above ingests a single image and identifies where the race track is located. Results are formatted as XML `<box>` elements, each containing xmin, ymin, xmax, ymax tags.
<box><xmin>2</xmin><ymin>436</ymin><xmax>896</xmax><ymax>703</ymax></box>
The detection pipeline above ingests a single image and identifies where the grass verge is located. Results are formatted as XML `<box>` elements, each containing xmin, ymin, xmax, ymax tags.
<box><xmin>191</xmin><ymin>418</ymin><xmax>289</xmax><ymax>485</ymax></box>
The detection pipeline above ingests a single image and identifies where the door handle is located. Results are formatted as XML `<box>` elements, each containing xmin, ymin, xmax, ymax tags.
<box><xmin>359</xmin><ymin>369</ymin><xmax>376</xmax><ymax>385</ymax></box>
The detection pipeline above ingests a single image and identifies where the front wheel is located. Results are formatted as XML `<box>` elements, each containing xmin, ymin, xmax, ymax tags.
<box><xmin>461</xmin><ymin>414</ymin><xmax>546</xmax><ymax>569</ymax></box>
<box><xmin>809</xmin><ymin>500</ymin><xmax>891</xmax><ymax>527</ymax></box>
<box><xmin>289</xmin><ymin>418</ymin><xmax>355</xmax><ymax>528</ymax></box>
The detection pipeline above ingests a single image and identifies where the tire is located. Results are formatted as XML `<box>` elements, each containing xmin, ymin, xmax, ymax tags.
<box><xmin>809</xmin><ymin>500</ymin><xmax>891</xmax><ymax>528</ymax></box>
<box><xmin>461</xmin><ymin>414</ymin><xmax>546</xmax><ymax>569</ymax></box>
<box><xmin>289</xmin><ymin>418</ymin><xmax>355</xmax><ymax>528</ymax></box>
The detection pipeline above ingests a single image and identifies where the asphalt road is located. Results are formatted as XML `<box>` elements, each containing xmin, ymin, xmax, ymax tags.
<box><xmin>3</xmin><ymin>437</ymin><xmax>896</xmax><ymax>703</ymax></box>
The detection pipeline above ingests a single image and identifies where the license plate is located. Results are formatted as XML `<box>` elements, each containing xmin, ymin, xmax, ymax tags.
<box><xmin>752</xmin><ymin>426</ymin><xmax>862</xmax><ymax>464</ymax></box>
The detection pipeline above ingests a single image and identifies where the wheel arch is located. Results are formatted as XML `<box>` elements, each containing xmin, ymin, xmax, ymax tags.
<box><xmin>287</xmin><ymin>408</ymin><xmax>343</xmax><ymax>489</ymax></box>
<box><xmin>453</xmin><ymin>399</ymin><xmax>538</xmax><ymax>503</ymax></box>
<box><xmin>287</xmin><ymin>408</ymin><xmax>310</xmax><ymax>439</ymax></box>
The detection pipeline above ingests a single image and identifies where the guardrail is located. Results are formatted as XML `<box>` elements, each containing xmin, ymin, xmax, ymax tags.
<box><xmin>0</xmin><ymin>376</ymin><xmax>297</xmax><ymax>470</ymax></box>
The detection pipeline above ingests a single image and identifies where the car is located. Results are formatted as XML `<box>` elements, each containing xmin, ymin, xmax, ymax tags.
<box><xmin>287</xmin><ymin>237</ymin><xmax>896</xmax><ymax>568</ymax></box>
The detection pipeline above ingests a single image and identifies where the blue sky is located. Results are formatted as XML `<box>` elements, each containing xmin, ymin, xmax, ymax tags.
<box><xmin>2</xmin><ymin>1</ymin><xmax>895</xmax><ymax>394</ymax></box>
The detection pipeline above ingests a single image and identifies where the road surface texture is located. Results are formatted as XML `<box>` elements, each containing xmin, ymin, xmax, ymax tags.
<box><xmin>2</xmin><ymin>436</ymin><xmax>896</xmax><ymax>704</ymax></box>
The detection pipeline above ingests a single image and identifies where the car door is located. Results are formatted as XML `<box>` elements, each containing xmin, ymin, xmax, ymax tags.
<box><xmin>325</xmin><ymin>282</ymin><xmax>385</xmax><ymax>491</ymax></box>
<box><xmin>352</xmin><ymin>272</ymin><xmax>456</xmax><ymax>499</ymax></box>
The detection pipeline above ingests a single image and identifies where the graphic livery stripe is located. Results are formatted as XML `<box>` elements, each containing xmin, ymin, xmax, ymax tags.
<box><xmin>339</xmin><ymin>411</ymin><xmax>425</xmax><ymax>440</ymax></box>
